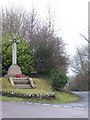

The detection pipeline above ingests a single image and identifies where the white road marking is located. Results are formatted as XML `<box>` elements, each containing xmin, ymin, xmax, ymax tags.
<box><xmin>6</xmin><ymin>101</ymin><xmax>88</xmax><ymax>110</ymax></box>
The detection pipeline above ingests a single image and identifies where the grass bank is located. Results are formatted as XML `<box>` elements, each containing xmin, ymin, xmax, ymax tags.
<box><xmin>0</xmin><ymin>77</ymin><xmax>79</xmax><ymax>103</ymax></box>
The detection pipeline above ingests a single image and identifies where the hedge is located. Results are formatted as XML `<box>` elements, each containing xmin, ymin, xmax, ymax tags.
<box><xmin>0</xmin><ymin>90</ymin><xmax>55</xmax><ymax>100</ymax></box>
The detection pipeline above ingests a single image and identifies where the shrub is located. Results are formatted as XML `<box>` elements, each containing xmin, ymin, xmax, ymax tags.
<box><xmin>2</xmin><ymin>33</ymin><xmax>33</xmax><ymax>76</ymax></box>
<box><xmin>50</xmin><ymin>69</ymin><xmax>68</xmax><ymax>91</ymax></box>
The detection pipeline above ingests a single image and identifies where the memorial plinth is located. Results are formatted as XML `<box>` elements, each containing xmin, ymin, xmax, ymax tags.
<box><xmin>7</xmin><ymin>64</ymin><xmax>22</xmax><ymax>76</ymax></box>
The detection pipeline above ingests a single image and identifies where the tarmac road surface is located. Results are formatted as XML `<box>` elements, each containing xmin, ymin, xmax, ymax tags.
<box><xmin>2</xmin><ymin>101</ymin><xmax>88</xmax><ymax>118</ymax></box>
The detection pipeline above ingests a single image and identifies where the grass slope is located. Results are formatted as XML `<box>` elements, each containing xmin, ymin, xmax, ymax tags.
<box><xmin>0</xmin><ymin>77</ymin><xmax>79</xmax><ymax>103</ymax></box>
<box><xmin>2</xmin><ymin>76</ymin><xmax>52</xmax><ymax>93</ymax></box>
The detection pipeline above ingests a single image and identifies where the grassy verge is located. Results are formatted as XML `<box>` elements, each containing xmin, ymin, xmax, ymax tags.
<box><xmin>0</xmin><ymin>77</ymin><xmax>79</xmax><ymax>103</ymax></box>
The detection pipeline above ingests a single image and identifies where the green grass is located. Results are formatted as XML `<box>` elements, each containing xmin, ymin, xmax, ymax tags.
<box><xmin>1</xmin><ymin>76</ymin><xmax>52</xmax><ymax>93</ymax></box>
<box><xmin>0</xmin><ymin>77</ymin><xmax>79</xmax><ymax>103</ymax></box>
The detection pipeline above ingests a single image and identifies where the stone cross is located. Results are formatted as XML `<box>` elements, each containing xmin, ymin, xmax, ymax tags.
<box><xmin>7</xmin><ymin>38</ymin><xmax>22</xmax><ymax>76</ymax></box>
<box><xmin>12</xmin><ymin>38</ymin><xmax>17</xmax><ymax>65</ymax></box>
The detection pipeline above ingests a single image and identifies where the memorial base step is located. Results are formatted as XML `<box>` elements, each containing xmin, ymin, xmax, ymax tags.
<box><xmin>15</xmin><ymin>84</ymin><xmax>31</xmax><ymax>88</ymax></box>
<box><xmin>9</xmin><ymin>77</ymin><xmax>35</xmax><ymax>89</ymax></box>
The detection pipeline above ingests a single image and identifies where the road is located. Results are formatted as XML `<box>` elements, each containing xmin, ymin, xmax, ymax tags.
<box><xmin>1</xmin><ymin>92</ymin><xmax>89</xmax><ymax>118</ymax></box>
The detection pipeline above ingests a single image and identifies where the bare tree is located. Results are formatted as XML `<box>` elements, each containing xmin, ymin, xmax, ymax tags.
<box><xmin>2</xmin><ymin>8</ymin><xmax>22</xmax><ymax>35</ymax></box>
<box><xmin>71</xmin><ymin>47</ymin><xmax>88</xmax><ymax>74</ymax></box>
<box><xmin>80</xmin><ymin>34</ymin><xmax>89</xmax><ymax>42</ymax></box>
<box><xmin>20</xmin><ymin>7</ymin><xmax>39</xmax><ymax>41</ymax></box>
<box><xmin>70</xmin><ymin>34</ymin><xmax>88</xmax><ymax>90</ymax></box>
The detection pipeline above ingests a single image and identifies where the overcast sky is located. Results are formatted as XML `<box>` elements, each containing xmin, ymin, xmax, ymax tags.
<box><xmin>0</xmin><ymin>0</ymin><xmax>88</xmax><ymax>76</ymax></box>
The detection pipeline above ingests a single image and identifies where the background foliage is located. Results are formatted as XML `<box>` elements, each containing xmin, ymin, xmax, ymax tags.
<box><xmin>1</xmin><ymin>7</ymin><xmax>69</xmax><ymax>76</ymax></box>
<box><xmin>2</xmin><ymin>33</ymin><xmax>33</xmax><ymax>76</ymax></box>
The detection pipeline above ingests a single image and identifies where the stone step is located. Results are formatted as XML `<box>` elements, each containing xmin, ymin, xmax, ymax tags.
<box><xmin>13</xmin><ymin>78</ymin><xmax>28</xmax><ymax>81</ymax></box>
<box><xmin>9</xmin><ymin>77</ymin><xmax>36</xmax><ymax>89</ymax></box>
<box><xmin>13</xmin><ymin>80</ymin><xmax>29</xmax><ymax>84</ymax></box>
<box><xmin>15</xmin><ymin>84</ymin><xmax>31</xmax><ymax>88</ymax></box>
